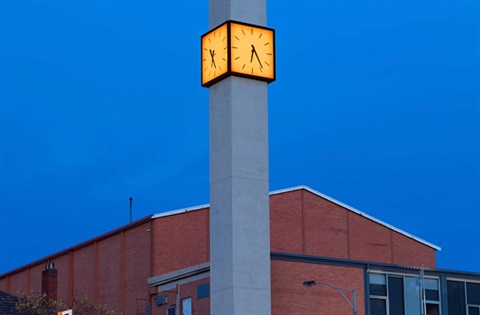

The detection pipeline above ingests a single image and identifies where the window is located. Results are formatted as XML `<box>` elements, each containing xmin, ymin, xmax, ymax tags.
<box><xmin>182</xmin><ymin>298</ymin><xmax>192</xmax><ymax>315</ymax></box>
<box><xmin>447</xmin><ymin>280</ymin><xmax>480</xmax><ymax>315</ymax></box>
<box><xmin>424</xmin><ymin>278</ymin><xmax>440</xmax><ymax>315</ymax></box>
<box><xmin>197</xmin><ymin>283</ymin><xmax>210</xmax><ymax>299</ymax></box>
<box><xmin>369</xmin><ymin>274</ymin><xmax>387</xmax><ymax>315</ymax></box>
<box><xmin>369</xmin><ymin>272</ymin><xmax>441</xmax><ymax>315</ymax></box>
<box><xmin>167</xmin><ymin>305</ymin><xmax>176</xmax><ymax>315</ymax></box>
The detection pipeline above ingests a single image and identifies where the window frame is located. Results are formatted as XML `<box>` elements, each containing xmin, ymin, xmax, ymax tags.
<box><xmin>368</xmin><ymin>271</ymin><xmax>442</xmax><ymax>315</ymax></box>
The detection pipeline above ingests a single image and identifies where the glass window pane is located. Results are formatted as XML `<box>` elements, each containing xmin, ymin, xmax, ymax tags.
<box><xmin>182</xmin><ymin>298</ymin><xmax>192</xmax><ymax>315</ymax></box>
<box><xmin>370</xmin><ymin>284</ymin><xmax>387</xmax><ymax>296</ymax></box>
<box><xmin>426</xmin><ymin>303</ymin><xmax>440</xmax><ymax>315</ymax></box>
<box><xmin>425</xmin><ymin>279</ymin><xmax>439</xmax><ymax>290</ymax></box>
<box><xmin>467</xmin><ymin>282</ymin><xmax>480</xmax><ymax>305</ymax></box>
<box><xmin>370</xmin><ymin>273</ymin><xmax>386</xmax><ymax>285</ymax></box>
<box><xmin>426</xmin><ymin>289</ymin><xmax>440</xmax><ymax>301</ymax></box>
<box><xmin>447</xmin><ymin>280</ymin><xmax>466</xmax><ymax>315</ymax></box>
<box><xmin>405</xmin><ymin>276</ymin><xmax>421</xmax><ymax>315</ymax></box>
<box><xmin>370</xmin><ymin>298</ymin><xmax>387</xmax><ymax>315</ymax></box>
<box><xmin>388</xmin><ymin>276</ymin><xmax>405</xmax><ymax>315</ymax></box>
<box><xmin>197</xmin><ymin>283</ymin><xmax>210</xmax><ymax>299</ymax></box>
<box><xmin>468</xmin><ymin>306</ymin><xmax>480</xmax><ymax>315</ymax></box>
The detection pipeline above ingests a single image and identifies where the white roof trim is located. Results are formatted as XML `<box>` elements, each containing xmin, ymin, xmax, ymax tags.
<box><xmin>151</xmin><ymin>203</ymin><xmax>210</xmax><ymax>219</ymax></box>
<box><xmin>151</xmin><ymin>185</ymin><xmax>441</xmax><ymax>251</ymax></box>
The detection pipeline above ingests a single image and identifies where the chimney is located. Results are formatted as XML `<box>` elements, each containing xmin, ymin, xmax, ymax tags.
<box><xmin>42</xmin><ymin>260</ymin><xmax>57</xmax><ymax>301</ymax></box>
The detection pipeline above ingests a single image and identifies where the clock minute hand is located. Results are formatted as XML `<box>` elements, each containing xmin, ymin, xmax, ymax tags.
<box><xmin>209</xmin><ymin>49</ymin><xmax>216</xmax><ymax>68</ymax></box>
<box><xmin>251</xmin><ymin>45</ymin><xmax>263</xmax><ymax>68</ymax></box>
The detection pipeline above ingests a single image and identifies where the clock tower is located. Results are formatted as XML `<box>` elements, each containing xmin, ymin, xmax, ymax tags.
<box><xmin>206</xmin><ymin>1</ymin><xmax>272</xmax><ymax>315</ymax></box>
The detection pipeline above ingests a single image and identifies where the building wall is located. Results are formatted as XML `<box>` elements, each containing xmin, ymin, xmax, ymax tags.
<box><xmin>152</xmin><ymin>209</ymin><xmax>210</xmax><ymax>276</ymax></box>
<box><xmin>0</xmin><ymin>219</ymin><xmax>152</xmax><ymax>315</ymax></box>
<box><xmin>270</xmin><ymin>189</ymin><xmax>436</xmax><ymax>268</ymax></box>
<box><xmin>272</xmin><ymin>259</ymin><xmax>365</xmax><ymax>315</ymax></box>
<box><xmin>1</xmin><ymin>188</ymin><xmax>439</xmax><ymax>314</ymax></box>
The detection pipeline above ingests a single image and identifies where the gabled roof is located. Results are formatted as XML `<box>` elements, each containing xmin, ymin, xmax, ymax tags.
<box><xmin>152</xmin><ymin>185</ymin><xmax>441</xmax><ymax>251</ymax></box>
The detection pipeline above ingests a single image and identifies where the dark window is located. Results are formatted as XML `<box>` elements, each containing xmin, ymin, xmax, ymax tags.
<box><xmin>197</xmin><ymin>283</ymin><xmax>210</xmax><ymax>299</ymax></box>
<box><xmin>467</xmin><ymin>283</ymin><xmax>480</xmax><ymax>305</ymax></box>
<box><xmin>426</xmin><ymin>289</ymin><xmax>440</xmax><ymax>301</ymax></box>
<box><xmin>448</xmin><ymin>280</ymin><xmax>466</xmax><ymax>315</ymax></box>
<box><xmin>167</xmin><ymin>305</ymin><xmax>176</xmax><ymax>315</ymax></box>
<box><xmin>388</xmin><ymin>276</ymin><xmax>405</xmax><ymax>315</ymax></box>
<box><xmin>156</xmin><ymin>295</ymin><xmax>164</xmax><ymax>306</ymax></box>
<box><xmin>426</xmin><ymin>303</ymin><xmax>440</xmax><ymax>315</ymax></box>
<box><xmin>370</xmin><ymin>298</ymin><xmax>387</xmax><ymax>315</ymax></box>
<box><xmin>468</xmin><ymin>306</ymin><xmax>480</xmax><ymax>315</ymax></box>
<box><xmin>370</xmin><ymin>274</ymin><xmax>387</xmax><ymax>296</ymax></box>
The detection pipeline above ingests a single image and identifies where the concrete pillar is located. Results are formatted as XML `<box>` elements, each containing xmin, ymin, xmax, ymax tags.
<box><xmin>209</xmin><ymin>1</ymin><xmax>271</xmax><ymax>314</ymax></box>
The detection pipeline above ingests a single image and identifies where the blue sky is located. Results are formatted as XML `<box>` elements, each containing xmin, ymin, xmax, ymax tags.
<box><xmin>0</xmin><ymin>0</ymin><xmax>478</xmax><ymax>275</ymax></box>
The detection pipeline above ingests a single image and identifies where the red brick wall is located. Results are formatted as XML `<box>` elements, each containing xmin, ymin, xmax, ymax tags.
<box><xmin>73</xmin><ymin>245</ymin><xmax>95</xmax><ymax>301</ymax></box>
<box><xmin>392</xmin><ymin>230</ymin><xmax>436</xmax><ymax>267</ymax></box>
<box><xmin>152</xmin><ymin>209</ymin><xmax>209</xmax><ymax>275</ymax></box>
<box><xmin>271</xmin><ymin>260</ymin><xmax>365</xmax><ymax>315</ymax></box>
<box><xmin>303</xmin><ymin>190</ymin><xmax>349</xmax><ymax>258</ymax></box>
<box><xmin>0</xmin><ymin>219</ymin><xmax>152</xmax><ymax>315</ymax></box>
<box><xmin>124</xmin><ymin>222</ymin><xmax>152</xmax><ymax>315</ymax></box>
<box><xmin>98</xmin><ymin>234</ymin><xmax>122</xmax><ymax>309</ymax></box>
<box><xmin>271</xmin><ymin>189</ymin><xmax>436</xmax><ymax>267</ymax></box>
<box><xmin>270</xmin><ymin>190</ymin><xmax>304</xmax><ymax>253</ymax></box>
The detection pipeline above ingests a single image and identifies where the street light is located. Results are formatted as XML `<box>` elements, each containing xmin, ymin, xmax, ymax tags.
<box><xmin>303</xmin><ymin>280</ymin><xmax>357</xmax><ymax>315</ymax></box>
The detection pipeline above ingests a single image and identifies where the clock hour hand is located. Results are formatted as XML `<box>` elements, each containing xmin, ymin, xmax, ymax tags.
<box><xmin>209</xmin><ymin>49</ymin><xmax>216</xmax><ymax>68</ymax></box>
<box><xmin>251</xmin><ymin>45</ymin><xmax>263</xmax><ymax>68</ymax></box>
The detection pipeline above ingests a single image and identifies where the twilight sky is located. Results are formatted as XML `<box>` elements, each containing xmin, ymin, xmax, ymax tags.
<box><xmin>0</xmin><ymin>0</ymin><xmax>478</xmax><ymax>275</ymax></box>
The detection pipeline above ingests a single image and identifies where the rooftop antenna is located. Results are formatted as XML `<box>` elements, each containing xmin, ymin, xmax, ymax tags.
<box><xmin>129</xmin><ymin>197</ymin><xmax>133</xmax><ymax>223</ymax></box>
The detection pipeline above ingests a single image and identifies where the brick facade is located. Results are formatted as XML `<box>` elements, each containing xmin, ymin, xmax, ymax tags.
<box><xmin>0</xmin><ymin>187</ymin><xmax>440</xmax><ymax>314</ymax></box>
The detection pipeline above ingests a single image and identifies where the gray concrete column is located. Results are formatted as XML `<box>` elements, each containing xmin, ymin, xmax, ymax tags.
<box><xmin>208</xmin><ymin>2</ymin><xmax>271</xmax><ymax>314</ymax></box>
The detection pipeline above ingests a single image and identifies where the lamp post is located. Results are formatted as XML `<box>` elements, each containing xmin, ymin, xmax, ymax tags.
<box><xmin>303</xmin><ymin>280</ymin><xmax>358</xmax><ymax>315</ymax></box>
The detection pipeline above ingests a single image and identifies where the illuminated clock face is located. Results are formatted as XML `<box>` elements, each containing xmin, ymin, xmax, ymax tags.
<box><xmin>201</xmin><ymin>23</ymin><xmax>228</xmax><ymax>86</ymax></box>
<box><xmin>230</xmin><ymin>22</ymin><xmax>275</xmax><ymax>81</ymax></box>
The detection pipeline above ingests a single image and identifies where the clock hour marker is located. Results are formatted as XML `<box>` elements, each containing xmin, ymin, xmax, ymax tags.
<box><xmin>251</xmin><ymin>67</ymin><xmax>254</xmax><ymax>74</ymax></box>
<box><xmin>242</xmin><ymin>29</ymin><xmax>245</xmax><ymax>36</ymax></box>
<box><xmin>265</xmin><ymin>61</ymin><xmax>270</xmax><ymax>66</ymax></box>
<box><xmin>235</xmin><ymin>57</ymin><xmax>240</xmax><ymax>60</ymax></box>
<box><xmin>234</xmin><ymin>36</ymin><xmax>240</xmax><ymax>40</ymax></box>
<box><xmin>242</xmin><ymin>64</ymin><xmax>246</xmax><ymax>69</ymax></box>
<box><xmin>251</xmin><ymin>28</ymin><xmax>253</xmax><ymax>35</ymax></box>
<box><xmin>223</xmin><ymin>58</ymin><xmax>226</xmax><ymax>61</ymax></box>
<box><xmin>208</xmin><ymin>38</ymin><xmax>211</xmax><ymax>43</ymax></box>
<box><xmin>267</xmin><ymin>53</ymin><xmax>272</xmax><ymax>55</ymax></box>
<box><xmin>204</xmin><ymin>66</ymin><xmax>208</xmax><ymax>71</ymax></box>
<box><xmin>232</xmin><ymin>46</ymin><xmax>238</xmax><ymax>49</ymax></box>
<box><xmin>264</xmin><ymin>42</ymin><xmax>269</xmax><ymax>46</ymax></box>
<box><xmin>203</xmin><ymin>58</ymin><xmax>207</xmax><ymax>62</ymax></box>
<box><xmin>222</xmin><ymin>37</ymin><xmax>226</xmax><ymax>42</ymax></box>
<box><xmin>259</xmin><ymin>33</ymin><xmax>263</xmax><ymax>39</ymax></box>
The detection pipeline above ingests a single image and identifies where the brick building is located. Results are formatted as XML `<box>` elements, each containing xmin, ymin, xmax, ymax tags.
<box><xmin>1</xmin><ymin>186</ymin><xmax>479</xmax><ymax>315</ymax></box>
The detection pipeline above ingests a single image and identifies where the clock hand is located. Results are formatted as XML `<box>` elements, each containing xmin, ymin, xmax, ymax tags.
<box><xmin>250</xmin><ymin>45</ymin><xmax>255</xmax><ymax>63</ymax></box>
<box><xmin>209</xmin><ymin>49</ymin><xmax>216</xmax><ymax>68</ymax></box>
<box><xmin>251</xmin><ymin>45</ymin><xmax>263</xmax><ymax>68</ymax></box>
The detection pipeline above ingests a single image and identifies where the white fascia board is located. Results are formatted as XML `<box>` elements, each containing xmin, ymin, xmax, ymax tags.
<box><xmin>151</xmin><ymin>185</ymin><xmax>441</xmax><ymax>251</ymax></box>
<box><xmin>151</xmin><ymin>203</ymin><xmax>210</xmax><ymax>219</ymax></box>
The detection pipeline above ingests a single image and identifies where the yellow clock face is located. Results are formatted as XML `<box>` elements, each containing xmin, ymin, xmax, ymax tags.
<box><xmin>201</xmin><ymin>23</ymin><xmax>228</xmax><ymax>86</ymax></box>
<box><xmin>230</xmin><ymin>22</ymin><xmax>275</xmax><ymax>81</ymax></box>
